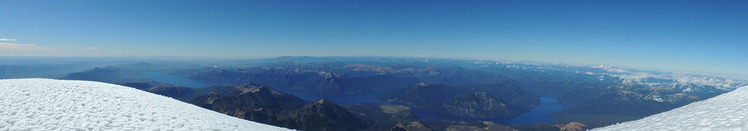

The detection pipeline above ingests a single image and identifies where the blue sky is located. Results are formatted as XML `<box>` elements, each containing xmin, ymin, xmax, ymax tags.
<box><xmin>0</xmin><ymin>0</ymin><xmax>747</xmax><ymax>75</ymax></box>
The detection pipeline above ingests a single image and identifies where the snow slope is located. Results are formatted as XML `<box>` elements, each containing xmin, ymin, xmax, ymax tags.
<box><xmin>0</xmin><ymin>78</ymin><xmax>291</xmax><ymax>130</ymax></box>
<box><xmin>593</xmin><ymin>86</ymin><xmax>748</xmax><ymax>131</ymax></box>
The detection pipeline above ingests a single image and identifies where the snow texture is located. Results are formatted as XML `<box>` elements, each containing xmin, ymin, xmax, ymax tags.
<box><xmin>593</xmin><ymin>86</ymin><xmax>748</xmax><ymax>131</ymax></box>
<box><xmin>0</xmin><ymin>78</ymin><xmax>291</xmax><ymax>131</ymax></box>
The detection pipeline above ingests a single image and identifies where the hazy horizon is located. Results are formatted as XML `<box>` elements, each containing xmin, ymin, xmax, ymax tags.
<box><xmin>2</xmin><ymin>0</ymin><xmax>747</xmax><ymax>77</ymax></box>
<box><xmin>2</xmin><ymin>55</ymin><xmax>746</xmax><ymax>80</ymax></box>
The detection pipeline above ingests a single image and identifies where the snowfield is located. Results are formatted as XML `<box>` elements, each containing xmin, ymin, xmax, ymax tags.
<box><xmin>593</xmin><ymin>86</ymin><xmax>748</xmax><ymax>131</ymax></box>
<box><xmin>0</xmin><ymin>79</ymin><xmax>291</xmax><ymax>130</ymax></box>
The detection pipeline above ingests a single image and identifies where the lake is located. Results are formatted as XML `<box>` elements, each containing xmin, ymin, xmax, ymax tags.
<box><xmin>137</xmin><ymin>72</ymin><xmax>210</xmax><ymax>88</ymax></box>
<box><xmin>505</xmin><ymin>97</ymin><xmax>567</xmax><ymax>124</ymax></box>
<box><xmin>411</xmin><ymin>97</ymin><xmax>568</xmax><ymax>125</ymax></box>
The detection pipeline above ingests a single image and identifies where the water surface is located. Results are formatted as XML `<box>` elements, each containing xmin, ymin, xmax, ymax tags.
<box><xmin>137</xmin><ymin>72</ymin><xmax>210</xmax><ymax>88</ymax></box>
<box><xmin>506</xmin><ymin>97</ymin><xmax>567</xmax><ymax>124</ymax></box>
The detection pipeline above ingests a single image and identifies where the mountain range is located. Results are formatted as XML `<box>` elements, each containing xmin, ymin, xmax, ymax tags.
<box><xmin>4</xmin><ymin>56</ymin><xmax>747</xmax><ymax>130</ymax></box>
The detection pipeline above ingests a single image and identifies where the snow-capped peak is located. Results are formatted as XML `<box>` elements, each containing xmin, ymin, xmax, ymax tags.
<box><xmin>0</xmin><ymin>78</ymin><xmax>291</xmax><ymax>130</ymax></box>
<box><xmin>588</xmin><ymin>65</ymin><xmax>629</xmax><ymax>73</ymax></box>
<box><xmin>593</xmin><ymin>86</ymin><xmax>748</xmax><ymax>130</ymax></box>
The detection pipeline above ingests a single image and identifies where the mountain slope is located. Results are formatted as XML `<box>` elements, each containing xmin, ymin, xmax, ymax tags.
<box><xmin>193</xmin><ymin>83</ymin><xmax>309</xmax><ymax>127</ymax></box>
<box><xmin>193</xmin><ymin>84</ymin><xmax>367</xmax><ymax>131</ymax></box>
<box><xmin>0</xmin><ymin>79</ymin><xmax>290</xmax><ymax>130</ymax></box>
<box><xmin>291</xmin><ymin>99</ymin><xmax>367</xmax><ymax>131</ymax></box>
<box><xmin>593</xmin><ymin>86</ymin><xmax>748</xmax><ymax>130</ymax></box>
<box><xmin>436</xmin><ymin>92</ymin><xmax>514</xmax><ymax>118</ymax></box>
<box><xmin>379</xmin><ymin>82</ymin><xmax>536</xmax><ymax>119</ymax></box>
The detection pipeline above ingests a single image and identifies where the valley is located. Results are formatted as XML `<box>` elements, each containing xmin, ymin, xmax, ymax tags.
<box><xmin>9</xmin><ymin>56</ymin><xmax>747</xmax><ymax>131</ymax></box>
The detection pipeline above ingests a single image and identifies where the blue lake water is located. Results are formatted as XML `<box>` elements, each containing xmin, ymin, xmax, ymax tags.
<box><xmin>137</xmin><ymin>72</ymin><xmax>210</xmax><ymax>88</ymax></box>
<box><xmin>506</xmin><ymin>97</ymin><xmax>567</xmax><ymax>124</ymax></box>
<box><xmin>411</xmin><ymin>97</ymin><xmax>568</xmax><ymax>125</ymax></box>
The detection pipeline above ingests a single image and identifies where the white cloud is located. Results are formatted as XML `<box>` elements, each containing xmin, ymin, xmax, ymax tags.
<box><xmin>0</xmin><ymin>38</ymin><xmax>16</xmax><ymax>41</ymax></box>
<box><xmin>82</xmin><ymin>47</ymin><xmax>99</xmax><ymax>50</ymax></box>
<box><xmin>0</xmin><ymin>43</ymin><xmax>46</xmax><ymax>50</ymax></box>
<box><xmin>0</xmin><ymin>43</ymin><xmax>53</xmax><ymax>56</ymax></box>
<box><xmin>0</xmin><ymin>40</ymin><xmax>108</xmax><ymax>56</ymax></box>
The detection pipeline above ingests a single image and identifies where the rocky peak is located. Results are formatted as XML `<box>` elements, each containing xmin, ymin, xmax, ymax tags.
<box><xmin>558</xmin><ymin>122</ymin><xmax>586</xmax><ymax>131</ymax></box>
<box><xmin>404</xmin><ymin>122</ymin><xmax>433</xmax><ymax>131</ymax></box>
<box><xmin>386</xmin><ymin>123</ymin><xmax>408</xmax><ymax>131</ymax></box>
<box><xmin>199</xmin><ymin>91</ymin><xmax>220</xmax><ymax>105</ymax></box>
<box><xmin>291</xmin><ymin>99</ymin><xmax>367</xmax><ymax>131</ymax></box>
<box><xmin>301</xmin><ymin>99</ymin><xmax>345</xmax><ymax>112</ymax></box>
<box><xmin>445</xmin><ymin>121</ymin><xmax>516</xmax><ymax>131</ymax></box>
<box><xmin>472</xmin><ymin>92</ymin><xmax>491</xmax><ymax>98</ymax></box>
<box><xmin>386</xmin><ymin>122</ymin><xmax>433</xmax><ymax>131</ymax></box>
<box><xmin>318</xmin><ymin>71</ymin><xmax>342</xmax><ymax>79</ymax></box>
<box><xmin>237</xmin><ymin>82</ymin><xmax>260</xmax><ymax>87</ymax></box>
<box><xmin>314</xmin><ymin>99</ymin><xmax>334</xmax><ymax>105</ymax></box>
<box><xmin>195</xmin><ymin>84</ymin><xmax>308</xmax><ymax>112</ymax></box>
<box><xmin>416</xmin><ymin>82</ymin><xmax>430</xmax><ymax>87</ymax></box>
<box><xmin>233</xmin><ymin>83</ymin><xmax>284</xmax><ymax>96</ymax></box>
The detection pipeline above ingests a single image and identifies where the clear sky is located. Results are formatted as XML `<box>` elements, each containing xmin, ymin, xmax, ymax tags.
<box><xmin>0</xmin><ymin>0</ymin><xmax>747</xmax><ymax>75</ymax></box>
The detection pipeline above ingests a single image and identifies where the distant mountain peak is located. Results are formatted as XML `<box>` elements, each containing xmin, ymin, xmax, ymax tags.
<box><xmin>558</xmin><ymin>122</ymin><xmax>587</xmax><ymax>131</ymax></box>
<box><xmin>588</xmin><ymin>65</ymin><xmax>629</xmax><ymax>73</ymax></box>
<box><xmin>473</xmin><ymin>91</ymin><xmax>489</xmax><ymax>96</ymax></box>
<box><xmin>293</xmin><ymin>98</ymin><xmax>367</xmax><ymax>130</ymax></box>
<box><xmin>313</xmin><ymin>98</ymin><xmax>335</xmax><ymax>105</ymax></box>
<box><xmin>317</xmin><ymin>71</ymin><xmax>343</xmax><ymax>79</ymax></box>
<box><xmin>588</xmin><ymin>65</ymin><xmax>616</xmax><ymax>69</ymax></box>
<box><xmin>238</xmin><ymin>82</ymin><xmax>260</xmax><ymax>87</ymax></box>
<box><xmin>416</xmin><ymin>82</ymin><xmax>430</xmax><ymax>87</ymax></box>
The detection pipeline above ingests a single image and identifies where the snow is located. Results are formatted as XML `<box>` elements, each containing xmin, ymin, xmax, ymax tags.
<box><xmin>0</xmin><ymin>78</ymin><xmax>291</xmax><ymax>131</ymax></box>
<box><xmin>588</xmin><ymin>65</ymin><xmax>630</xmax><ymax>73</ymax></box>
<box><xmin>593</xmin><ymin>86</ymin><xmax>748</xmax><ymax>131</ymax></box>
